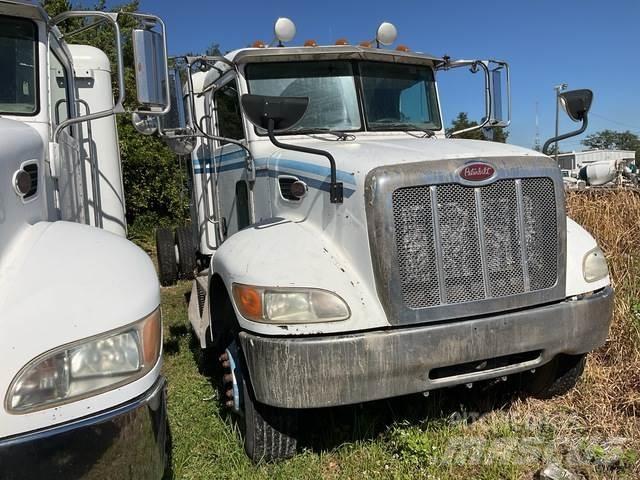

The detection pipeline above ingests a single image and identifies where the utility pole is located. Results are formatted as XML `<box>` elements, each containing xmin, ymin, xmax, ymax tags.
<box><xmin>534</xmin><ymin>101</ymin><xmax>541</xmax><ymax>151</ymax></box>
<box><xmin>554</xmin><ymin>83</ymin><xmax>568</xmax><ymax>163</ymax></box>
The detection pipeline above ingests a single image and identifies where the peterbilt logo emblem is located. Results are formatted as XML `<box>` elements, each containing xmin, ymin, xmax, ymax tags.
<box><xmin>459</xmin><ymin>162</ymin><xmax>495</xmax><ymax>182</ymax></box>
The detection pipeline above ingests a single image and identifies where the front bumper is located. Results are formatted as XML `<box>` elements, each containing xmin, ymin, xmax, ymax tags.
<box><xmin>240</xmin><ymin>287</ymin><xmax>614</xmax><ymax>408</ymax></box>
<box><xmin>0</xmin><ymin>376</ymin><xmax>167</xmax><ymax>480</ymax></box>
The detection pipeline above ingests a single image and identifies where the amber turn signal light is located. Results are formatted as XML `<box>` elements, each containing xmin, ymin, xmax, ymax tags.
<box><xmin>232</xmin><ymin>284</ymin><xmax>263</xmax><ymax>321</ymax></box>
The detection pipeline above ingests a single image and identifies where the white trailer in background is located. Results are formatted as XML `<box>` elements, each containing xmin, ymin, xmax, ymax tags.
<box><xmin>157</xmin><ymin>19</ymin><xmax>614</xmax><ymax>462</ymax></box>
<box><xmin>0</xmin><ymin>2</ymin><xmax>171</xmax><ymax>478</ymax></box>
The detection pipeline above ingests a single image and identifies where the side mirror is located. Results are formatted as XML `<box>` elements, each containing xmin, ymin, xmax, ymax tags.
<box><xmin>489</xmin><ymin>61</ymin><xmax>510</xmax><ymax>127</ymax></box>
<box><xmin>559</xmin><ymin>89</ymin><xmax>593</xmax><ymax>122</ymax></box>
<box><xmin>132</xmin><ymin>27</ymin><xmax>169</xmax><ymax>110</ymax></box>
<box><xmin>542</xmin><ymin>88</ymin><xmax>594</xmax><ymax>155</ymax></box>
<box><xmin>240</xmin><ymin>94</ymin><xmax>308</xmax><ymax>131</ymax></box>
<box><xmin>159</xmin><ymin>67</ymin><xmax>187</xmax><ymax>131</ymax></box>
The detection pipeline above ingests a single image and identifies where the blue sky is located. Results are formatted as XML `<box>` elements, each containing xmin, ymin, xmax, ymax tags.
<box><xmin>136</xmin><ymin>0</ymin><xmax>640</xmax><ymax>150</ymax></box>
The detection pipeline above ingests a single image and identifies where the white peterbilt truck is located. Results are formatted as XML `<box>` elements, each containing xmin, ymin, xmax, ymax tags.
<box><xmin>0</xmin><ymin>1</ymin><xmax>171</xmax><ymax>478</ymax></box>
<box><xmin>156</xmin><ymin>19</ymin><xmax>614</xmax><ymax>462</ymax></box>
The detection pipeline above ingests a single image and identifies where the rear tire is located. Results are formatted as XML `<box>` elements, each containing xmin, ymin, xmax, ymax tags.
<box><xmin>155</xmin><ymin>228</ymin><xmax>178</xmax><ymax>287</ymax></box>
<box><xmin>242</xmin><ymin>377</ymin><xmax>298</xmax><ymax>463</ymax></box>
<box><xmin>527</xmin><ymin>354</ymin><xmax>587</xmax><ymax>399</ymax></box>
<box><xmin>175</xmin><ymin>225</ymin><xmax>196</xmax><ymax>280</ymax></box>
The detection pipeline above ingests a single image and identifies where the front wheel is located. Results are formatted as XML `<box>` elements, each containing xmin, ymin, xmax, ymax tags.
<box><xmin>242</xmin><ymin>378</ymin><xmax>298</xmax><ymax>462</ymax></box>
<box><xmin>219</xmin><ymin>342</ymin><xmax>298</xmax><ymax>462</ymax></box>
<box><xmin>526</xmin><ymin>354</ymin><xmax>587</xmax><ymax>399</ymax></box>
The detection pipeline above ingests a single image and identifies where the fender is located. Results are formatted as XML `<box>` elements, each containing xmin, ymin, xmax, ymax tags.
<box><xmin>0</xmin><ymin>221</ymin><xmax>161</xmax><ymax>438</ymax></box>
<box><xmin>210</xmin><ymin>218</ymin><xmax>388</xmax><ymax>337</ymax></box>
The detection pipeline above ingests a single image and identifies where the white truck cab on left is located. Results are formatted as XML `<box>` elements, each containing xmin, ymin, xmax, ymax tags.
<box><xmin>0</xmin><ymin>2</ymin><xmax>170</xmax><ymax>478</ymax></box>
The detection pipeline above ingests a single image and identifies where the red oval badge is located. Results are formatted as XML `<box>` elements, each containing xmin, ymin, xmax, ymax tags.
<box><xmin>459</xmin><ymin>162</ymin><xmax>495</xmax><ymax>182</ymax></box>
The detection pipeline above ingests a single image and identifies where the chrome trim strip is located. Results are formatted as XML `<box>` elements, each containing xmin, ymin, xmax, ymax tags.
<box><xmin>515</xmin><ymin>179</ymin><xmax>531</xmax><ymax>292</ymax></box>
<box><xmin>474</xmin><ymin>187</ymin><xmax>491</xmax><ymax>297</ymax></box>
<box><xmin>0</xmin><ymin>376</ymin><xmax>166</xmax><ymax>447</ymax></box>
<box><xmin>430</xmin><ymin>186</ymin><xmax>447</xmax><ymax>303</ymax></box>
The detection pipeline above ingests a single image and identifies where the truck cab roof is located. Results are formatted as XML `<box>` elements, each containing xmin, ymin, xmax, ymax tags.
<box><xmin>228</xmin><ymin>44</ymin><xmax>444</xmax><ymax>67</ymax></box>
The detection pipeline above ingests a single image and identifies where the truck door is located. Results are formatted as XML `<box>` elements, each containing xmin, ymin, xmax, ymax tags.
<box><xmin>211</xmin><ymin>77</ymin><xmax>252</xmax><ymax>238</ymax></box>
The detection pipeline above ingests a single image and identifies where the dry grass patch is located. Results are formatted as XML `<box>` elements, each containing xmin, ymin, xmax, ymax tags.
<box><xmin>485</xmin><ymin>190</ymin><xmax>640</xmax><ymax>471</ymax></box>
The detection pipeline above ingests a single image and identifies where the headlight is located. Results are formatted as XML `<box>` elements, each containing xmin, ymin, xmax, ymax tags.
<box><xmin>6</xmin><ymin>309</ymin><xmax>161</xmax><ymax>414</ymax></box>
<box><xmin>583</xmin><ymin>247</ymin><xmax>609</xmax><ymax>282</ymax></box>
<box><xmin>232</xmin><ymin>284</ymin><xmax>350</xmax><ymax>323</ymax></box>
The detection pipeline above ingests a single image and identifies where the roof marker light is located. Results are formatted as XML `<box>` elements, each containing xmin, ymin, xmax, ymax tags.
<box><xmin>335</xmin><ymin>38</ymin><xmax>349</xmax><ymax>46</ymax></box>
<box><xmin>303</xmin><ymin>39</ymin><xmax>318</xmax><ymax>47</ymax></box>
<box><xmin>396</xmin><ymin>44</ymin><xmax>410</xmax><ymax>52</ymax></box>
<box><xmin>252</xmin><ymin>40</ymin><xmax>266</xmax><ymax>48</ymax></box>
<box><xmin>376</xmin><ymin>22</ymin><xmax>397</xmax><ymax>46</ymax></box>
<box><xmin>359</xmin><ymin>40</ymin><xmax>373</xmax><ymax>48</ymax></box>
<box><xmin>274</xmin><ymin>17</ymin><xmax>296</xmax><ymax>45</ymax></box>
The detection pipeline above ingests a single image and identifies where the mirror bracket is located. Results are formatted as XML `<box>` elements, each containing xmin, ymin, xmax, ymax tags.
<box><xmin>542</xmin><ymin>116</ymin><xmax>589</xmax><ymax>155</ymax></box>
<box><xmin>265</xmin><ymin>118</ymin><xmax>343</xmax><ymax>203</ymax></box>
<box><xmin>442</xmin><ymin>59</ymin><xmax>492</xmax><ymax>138</ymax></box>
<box><xmin>438</xmin><ymin>58</ymin><xmax>511</xmax><ymax>137</ymax></box>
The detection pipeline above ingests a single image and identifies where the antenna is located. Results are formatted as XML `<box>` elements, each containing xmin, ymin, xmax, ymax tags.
<box><xmin>534</xmin><ymin>101</ymin><xmax>541</xmax><ymax>151</ymax></box>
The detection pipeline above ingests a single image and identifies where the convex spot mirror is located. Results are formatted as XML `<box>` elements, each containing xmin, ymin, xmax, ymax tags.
<box><xmin>163</xmin><ymin>136</ymin><xmax>196</xmax><ymax>155</ymax></box>
<box><xmin>131</xmin><ymin>112</ymin><xmax>158</xmax><ymax>135</ymax></box>
<box><xmin>559</xmin><ymin>89</ymin><xmax>593</xmax><ymax>122</ymax></box>
<box><xmin>240</xmin><ymin>94</ymin><xmax>308</xmax><ymax>132</ymax></box>
<box><xmin>132</xmin><ymin>27</ymin><xmax>169</xmax><ymax>109</ymax></box>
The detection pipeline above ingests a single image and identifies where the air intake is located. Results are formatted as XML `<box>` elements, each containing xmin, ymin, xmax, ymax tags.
<box><xmin>23</xmin><ymin>164</ymin><xmax>38</xmax><ymax>199</ymax></box>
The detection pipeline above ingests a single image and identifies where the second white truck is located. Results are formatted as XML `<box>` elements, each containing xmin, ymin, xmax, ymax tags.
<box><xmin>158</xmin><ymin>19</ymin><xmax>614</xmax><ymax>462</ymax></box>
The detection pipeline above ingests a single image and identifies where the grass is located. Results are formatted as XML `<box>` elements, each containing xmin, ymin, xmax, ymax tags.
<box><xmin>157</xmin><ymin>191</ymin><xmax>640</xmax><ymax>479</ymax></box>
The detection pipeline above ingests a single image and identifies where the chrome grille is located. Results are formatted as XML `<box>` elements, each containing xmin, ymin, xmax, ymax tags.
<box><xmin>392</xmin><ymin>178</ymin><xmax>557</xmax><ymax>310</ymax></box>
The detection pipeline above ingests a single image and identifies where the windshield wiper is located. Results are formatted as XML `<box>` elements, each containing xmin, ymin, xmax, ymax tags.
<box><xmin>291</xmin><ymin>127</ymin><xmax>356</xmax><ymax>141</ymax></box>
<box><xmin>370</xmin><ymin>123</ymin><xmax>436</xmax><ymax>138</ymax></box>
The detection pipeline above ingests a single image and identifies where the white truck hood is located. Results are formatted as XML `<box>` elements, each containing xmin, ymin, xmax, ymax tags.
<box><xmin>263</xmin><ymin>135</ymin><xmax>547</xmax><ymax>173</ymax></box>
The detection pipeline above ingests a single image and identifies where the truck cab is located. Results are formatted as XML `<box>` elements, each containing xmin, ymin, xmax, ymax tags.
<box><xmin>161</xmin><ymin>19</ymin><xmax>614</xmax><ymax>462</ymax></box>
<box><xmin>0</xmin><ymin>2</ymin><xmax>170</xmax><ymax>478</ymax></box>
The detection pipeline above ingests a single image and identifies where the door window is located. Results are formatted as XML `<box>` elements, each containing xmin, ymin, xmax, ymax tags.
<box><xmin>214</xmin><ymin>79</ymin><xmax>244</xmax><ymax>144</ymax></box>
<box><xmin>0</xmin><ymin>16</ymin><xmax>38</xmax><ymax>115</ymax></box>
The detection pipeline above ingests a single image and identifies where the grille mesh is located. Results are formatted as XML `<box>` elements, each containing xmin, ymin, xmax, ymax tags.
<box><xmin>392</xmin><ymin>178</ymin><xmax>557</xmax><ymax>310</ymax></box>
<box><xmin>522</xmin><ymin>179</ymin><xmax>558</xmax><ymax>291</ymax></box>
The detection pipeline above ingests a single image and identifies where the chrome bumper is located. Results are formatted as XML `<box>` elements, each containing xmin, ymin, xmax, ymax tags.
<box><xmin>0</xmin><ymin>376</ymin><xmax>167</xmax><ymax>480</ymax></box>
<box><xmin>240</xmin><ymin>287</ymin><xmax>614</xmax><ymax>408</ymax></box>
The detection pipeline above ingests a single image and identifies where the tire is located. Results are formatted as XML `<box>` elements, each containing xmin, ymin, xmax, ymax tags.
<box><xmin>213</xmin><ymin>289</ymin><xmax>298</xmax><ymax>462</ymax></box>
<box><xmin>175</xmin><ymin>225</ymin><xmax>196</xmax><ymax>280</ymax></box>
<box><xmin>242</xmin><ymin>377</ymin><xmax>298</xmax><ymax>463</ymax></box>
<box><xmin>526</xmin><ymin>354</ymin><xmax>587</xmax><ymax>399</ymax></box>
<box><xmin>155</xmin><ymin>228</ymin><xmax>178</xmax><ymax>287</ymax></box>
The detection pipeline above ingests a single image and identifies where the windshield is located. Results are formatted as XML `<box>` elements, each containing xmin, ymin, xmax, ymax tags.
<box><xmin>360</xmin><ymin>61</ymin><xmax>441</xmax><ymax>131</ymax></box>
<box><xmin>246</xmin><ymin>61</ymin><xmax>361</xmax><ymax>132</ymax></box>
<box><xmin>245</xmin><ymin>59</ymin><xmax>441</xmax><ymax>134</ymax></box>
<box><xmin>0</xmin><ymin>16</ymin><xmax>38</xmax><ymax>115</ymax></box>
